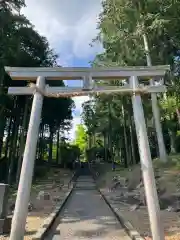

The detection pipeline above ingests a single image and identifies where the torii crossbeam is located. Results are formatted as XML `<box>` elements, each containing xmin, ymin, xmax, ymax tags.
<box><xmin>5</xmin><ymin>65</ymin><xmax>168</xmax><ymax>80</ymax></box>
<box><xmin>5</xmin><ymin>65</ymin><xmax>169</xmax><ymax>240</ymax></box>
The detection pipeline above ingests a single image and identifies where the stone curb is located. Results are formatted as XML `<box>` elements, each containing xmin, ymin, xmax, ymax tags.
<box><xmin>31</xmin><ymin>173</ymin><xmax>76</xmax><ymax>240</ymax></box>
<box><xmin>99</xmin><ymin>189</ymin><xmax>144</xmax><ymax>240</ymax></box>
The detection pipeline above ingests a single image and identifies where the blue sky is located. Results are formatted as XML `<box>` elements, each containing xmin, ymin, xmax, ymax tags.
<box><xmin>22</xmin><ymin>0</ymin><xmax>103</xmax><ymax>139</ymax></box>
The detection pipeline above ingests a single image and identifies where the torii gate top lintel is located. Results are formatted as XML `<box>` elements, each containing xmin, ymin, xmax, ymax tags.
<box><xmin>5</xmin><ymin>65</ymin><xmax>170</xmax><ymax>81</ymax></box>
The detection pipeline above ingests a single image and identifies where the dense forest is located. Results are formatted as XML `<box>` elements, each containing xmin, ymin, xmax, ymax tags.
<box><xmin>3</xmin><ymin>0</ymin><xmax>180</xmax><ymax>185</ymax></box>
<box><xmin>82</xmin><ymin>0</ymin><xmax>180</xmax><ymax>167</ymax></box>
<box><xmin>0</xmin><ymin>0</ymin><xmax>79</xmax><ymax>184</ymax></box>
<box><xmin>2</xmin><ymin>1</ymin><xmax>180</xmax><ymax>239</ymax></box>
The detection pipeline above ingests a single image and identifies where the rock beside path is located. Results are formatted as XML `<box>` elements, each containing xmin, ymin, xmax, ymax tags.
<box><xmin>37</xmin><ymin>191</ymin><xmax>51</xmax><ymax>201</ymax></box>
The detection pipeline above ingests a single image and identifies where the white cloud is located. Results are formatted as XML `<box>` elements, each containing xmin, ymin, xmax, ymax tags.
<box><xmin>22</xmin><ymin>0</ymin><xmax>103</xmax><ymax>139</ymax></box>
<box><xmin>22</xmin><ymin>0</ymin><xmax>103</xmax><ymax>61</ymax></box>
<box><xmin>57</xmin><ymin>54</ymin><xmax>74</xmax><ymax>67</ymax></box>
<box><xmin>73</xmin><ymin>96</ymin><xmax>89</xmax><ymax>112</ymax></box>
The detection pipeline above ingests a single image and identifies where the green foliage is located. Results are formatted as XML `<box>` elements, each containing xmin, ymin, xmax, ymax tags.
<box><xmin>82</xmin><ymin>0</ymin><xmax>180</xmax><ymax>167</ymax></box>
<box><xmin>73</xmin><ymin>124</ymin><xmax>88</xmax><ymax>153</ymax></box>
<box><xmin>60</xmin><ymin>143</ymin><xmax>80</xmax><ymax>167</ymax></box>
<box><xmin>0</xmin><ymin>1</ymin><xmax>75</xmax><ymax>184</ymax></box>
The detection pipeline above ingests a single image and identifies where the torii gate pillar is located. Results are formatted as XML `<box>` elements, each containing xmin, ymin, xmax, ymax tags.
<box><xmin>130</xmin><ymin>76</ymin><xmax>164</xmax><ymax>240</ymax></box>
<box><xmin>9</xmin><ymin>76</ymin><xmax>45</xmax><ymax>240</ymax></box>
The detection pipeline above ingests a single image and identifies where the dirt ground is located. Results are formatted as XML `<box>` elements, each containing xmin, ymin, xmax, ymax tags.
<box><xmin>96</xmin><ymin>160</ymin><xmax>180</xmax><ymax>240</ymax></box>
<box><xmin>1</xmin><ymin>168</ymin><xmax>73</xmax><ymax>240</ymax></box>
<box><xmin>96</xmin><ymin>160</ymin><xmax>180</xmax><ymax>202</ymax></box>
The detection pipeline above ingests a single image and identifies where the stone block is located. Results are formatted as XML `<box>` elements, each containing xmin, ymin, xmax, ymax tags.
<box><xmin>44</xmin><ymin>193</ymin><xmax>50</xmax><ymax>200</ymax></box>
<box><xmin>117</xmin><ymin>177</ymin><xmax>128</xmax><ymax>187</ymax></box>
<box><xmin>0</xmin><ymin>219</ymin><xmax>4</xmax><ymax>234</ymax></box>
<box><xmin>128</xmin><ymin>165</ymin><xmax>141</xmax><ymax>190</ymax></box>
<box><xmin>0</xmin><ymin>216</ymin><xmax>12</xmax><ymax>234</ymax></box>
<box><xmin>37</xmin><ymin>191</ymin><xmax>50</xmax><ymax>201</ymax></box>
<box><xmin>3</xmin><ymin>216</ymin><xmax>12</xmax><ymax>234</ymax></box>
<box><xmin>53</xmin><ymin>196</ymin><xmax>61</xmax><ymax>202</ymax></box>
<box><xmin>0</xmin><ymin>184</ymin><xmax>9</xmax><ymax>218</ymax></box>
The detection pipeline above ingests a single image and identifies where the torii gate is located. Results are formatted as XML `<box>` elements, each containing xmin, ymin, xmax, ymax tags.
<box><xmin>5</xmin><ymin>65</ymin><xmax>169</xmax><ymax>240</ymax></box>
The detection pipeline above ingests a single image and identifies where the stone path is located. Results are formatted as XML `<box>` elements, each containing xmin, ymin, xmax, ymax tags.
<box><xmin>44</xmin><ymin>176</ymin><xmax>131</xmax><ymax>240</ymax></box>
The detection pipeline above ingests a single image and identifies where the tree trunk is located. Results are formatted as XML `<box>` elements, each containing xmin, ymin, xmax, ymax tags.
<box><xmin>128</xmin><ymin>105</ymin><xmax>136</xmax><ymax>165</ymax></box>
<box><xmin>48</xmin><ymin>128</ymin><xmax>53</xmax><ymax>164</ymax></box>
<box><xmin>15</xmin><ymin>98</ymin><xmax>29</xmax><ymax>186</ymax></box>
<box><xmin>118</xmin><ymin>138</ymin><xmax>122</xmax><ymax>164</ymax></box>
<box><xmin>0</xmin><ymin>79</ymin><xmax>7</xmax><ymax>158</ymax></box>
<box><xmin>122</xmin><ymin>103</ymin><xmax>129</xmax><ymax>167</ymax></box>
<box><xmin>7</xmin><ymin>114</ymin><xmax>20</xmax><ymax>184</ymax></box>
<box><xmin>0</xmin><ymin>112</ymin><xmax>6</xmax><ymax>158</ymax></box>
<box><xmin>143</xmin><ymin>33</ymin><xmax>167</xmax><ymax>163</ymax></box>
<box><xmin>93</xmin><ymin>133</ymin><xmax>96</xmax><ymax>146</ymax></box>
<box><xmin>88</xmin><ymin>134</ymin><xmax>92</xmax><ymax>149</ymax></box>
<box><xmin>169</xmin><ymin>130</ymin><xmax>176</xmax><ymax>153</ymax></box>
<box><xmin>123</xmin><ymin>139</ymin><xmax>128</xmax><ymax>168</ymax></box>
<box><xmin>176</xmin><ymin>108</ymin><xmax>180</xmax><ymax>126</ymax></box>
<box><xmin>103</xmin><ymin>132</ymin><xmax>108</xmax><ymax>162</ymax></box>
<box><xmin>58</xmin><ymin>135</ymin><xmax>61</xmax><ymax>165</ymax></box>
<box><xmin>36</xmin><ymin>136</ymin><xmax>41</xmax><ymax>160</ymax></box>
<box><xmin>108</xmin><ymin>101</ymin><xmax>114</xmax><ymax>167</ymax></box>
<box><xmin>56</xmin><ymin>129</ymin><xmax>60</xmax><ymax>164</ymax></box>
<box><xmin>4</xmin><ymin>116</ymin><xmax>13</xmax><ymax>159</ymax></box>
<box><xmin>39</xmin><ymin>124</ymin><xmax>45</xmax><ymax>161</ymax></box>
<box><xmin>129</xmin><ymin>111</ymin><xmax>136</xmax><ymax>165</ymax></box>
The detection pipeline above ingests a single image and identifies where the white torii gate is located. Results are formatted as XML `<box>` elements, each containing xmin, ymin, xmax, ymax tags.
<box><xmin>5</xmin><ymin>65</ymin><xmax>169</xmax><ymax>240</ymax></box>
